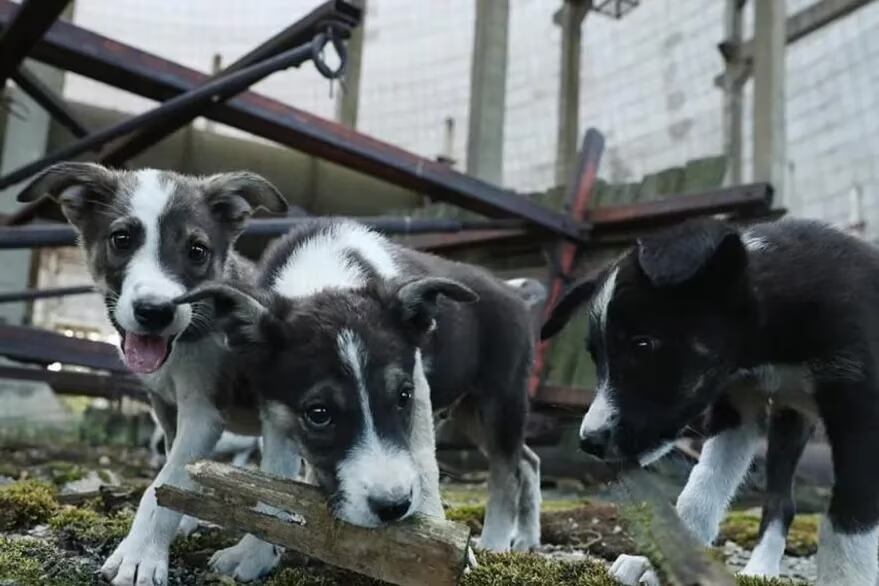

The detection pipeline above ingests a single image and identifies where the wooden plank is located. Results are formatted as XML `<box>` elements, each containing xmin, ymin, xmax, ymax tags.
<box><xmin>155</xmin><ymin>461</ymin><xmax>470</xmax><ymax>586</ymax></box>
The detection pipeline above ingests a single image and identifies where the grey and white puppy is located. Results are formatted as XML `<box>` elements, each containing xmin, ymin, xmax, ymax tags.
<box><xmin>180</xmin><ymin>219</ymin><xmax>541</xmax><ymax>554</ymax></box>
<box><xmin>18</xmin><ymin>163</ymin><xmax>289</xmax><ymax>586</ymax></box>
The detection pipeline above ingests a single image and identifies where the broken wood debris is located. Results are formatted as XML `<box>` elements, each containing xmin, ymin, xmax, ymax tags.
<box><xmin>155</xmin><ymin>461</ymin><xmax>471</xmax><ymax>586</ymax></box>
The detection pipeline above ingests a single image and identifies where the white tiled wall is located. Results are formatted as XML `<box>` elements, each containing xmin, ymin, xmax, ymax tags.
<box><xmin>63</xmin><ymin>0</ymin><xmax>879</xmax><ymax>236</ymax></box>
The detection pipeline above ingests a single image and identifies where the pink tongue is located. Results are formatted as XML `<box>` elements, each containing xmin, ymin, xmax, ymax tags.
<box><xmin>122</xmin><ymin>334</ymin><xmax>170</xmax><ymax>374</ymax></box>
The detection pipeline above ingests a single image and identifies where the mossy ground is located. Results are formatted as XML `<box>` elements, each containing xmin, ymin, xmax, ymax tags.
<box><xmin>719</xmin><ymin>510</ymin><xmax>819</xmax><ymax>557</ymax></box>
<box><xmin>0</xmin><ymin>440</ymin><xmax>817</xmax><ymax>585</ymax></box>
<box><xmin>0</xmin><ymin>480</ymin><xmax>58</xmax><ymax>530</ymax></box>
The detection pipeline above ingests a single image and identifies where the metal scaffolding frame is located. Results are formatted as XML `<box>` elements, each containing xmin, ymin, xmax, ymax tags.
<box><xmin>0</xmin><ymin>0</ymin><xmax>779</xmax><ymax>411</ymax></box>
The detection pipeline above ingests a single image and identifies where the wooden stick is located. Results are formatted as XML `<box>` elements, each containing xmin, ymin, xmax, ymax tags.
<box><xmin>614</xmin><ymin>467</ymin><xmax>737</xmax><ymax>586</ymax></box>
<box><xmin>155</xmin><ymin>461</ymin><xmax>471</xmax><ymax>586</ymax></box>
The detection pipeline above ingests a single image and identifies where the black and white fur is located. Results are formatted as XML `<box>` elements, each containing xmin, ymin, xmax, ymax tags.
<box><xmin>541</xmin><ymin>218</ymin><xmax>879</xmax><ymax>586</ymax></box>
<box><xmin>180</xmin><ymin>219</ymin><xmax>541</xmax><ymax>553</ymax></box>
<box><xmin>18</xmin><ymin>163</ymin><xmax>289</xmax><ymax>585</ymax></box>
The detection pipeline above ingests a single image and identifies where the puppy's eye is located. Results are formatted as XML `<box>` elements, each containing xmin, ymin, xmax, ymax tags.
<box><xmin>304</xmin><ymin>405</ymin><xmax>333</xmax><ymax>428</ymax></box>
<box><xmin>631</xmin><ymin>335</ymin><xmax>659</xmax><ymax>352</ymax></box>
<box><xmin>110</xmin><ymin>230</ymin><xmax>131</xmax><ymax>251</ymax></box>
<box><xmin>397</xmin><ymin>384</ymin><xmax>414</xmax><ymax>409</ymax></box>
<box><xmin>189</xmin><ymin>242</ymin><xmax>210</xmax><ymax>265</ymax></box>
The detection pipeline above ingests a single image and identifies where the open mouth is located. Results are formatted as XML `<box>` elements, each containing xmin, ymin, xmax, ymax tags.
<box><xmin>121</xmin><ymin>332</ymin><xmax>175</xmax><ymax>374</ymax></box>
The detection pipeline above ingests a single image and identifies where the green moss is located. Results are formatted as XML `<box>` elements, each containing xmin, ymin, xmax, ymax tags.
<box><xmin>41</xmin><ymin>461</ymin><xmax>86</xmax><ymax>486</ymax></box>
<box><xmin>446</xmin><ymin>504</ymin><xmax>486</xmax><ymax>532</ymax></box>
<box><xmin>0</xmin><ymin>537</ymin><xmax>43</xmax><ymax>585</ymax></box>
<box><xmin>48</xmin><ymin>505</ymin><xmax>131</xmax><ymax>551</ymax></box>
<box><xmin>719</xmin><ymin>511</ymin><xmax>819</xmax><ymax>556</ymax></box>
<box><xmin>171</xmin><ymin>527</ymin><xmax>239</xmax><ymax>559</ymax></box>
<box><xmin>461</xmin><ymin>552</ymin><xmax>617</xmax><ymax>586</ymax></box>
<box><xmin>0</xmin><ymin>536</ymin><xmax>93</xmax><ymax>586</ymax></box>
<box><xmin>266</xmin><ymin>565</ymin><xmax>381</xmax><ymax>586</ymax></box>
<box><xmin>0</xmin><ymin>480</ymin><xmax>58</xmax><ymax>530</ymax></box>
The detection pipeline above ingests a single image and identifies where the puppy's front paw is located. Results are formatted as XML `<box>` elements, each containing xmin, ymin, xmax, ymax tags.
<box><xmin>209</xmin><ymin>534</ymin><xmax>281</xmax><ymax>582</ymax></box>
<box><xmin>610</xmin><ymin>554</ymin><xmax>660</xmax><ymax>586</ymax></box>
<box><xmin>101</xmin><ymin>537</ymin><xmax>169</xmax><ymax>586</ymax></box>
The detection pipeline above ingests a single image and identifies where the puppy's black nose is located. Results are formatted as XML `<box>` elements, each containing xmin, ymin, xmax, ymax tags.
<box><xmin>369</xmin><ymin>496</ymin><xmax>411</xmax><ymax>522</ymax></box>
<box><xmin>579</xmin><ymin>429</ymin><xmax>611</xmax><ymax>458</ymax></box>
<box><xmin>133</xmin><ymin>300</ymin><xmax>175</xmax><ymax>330</ymax></box>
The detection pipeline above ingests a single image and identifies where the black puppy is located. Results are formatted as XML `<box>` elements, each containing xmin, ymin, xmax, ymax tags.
<box><xmin>542</xmin><ymin>218</ymin><xmax>878</xmax><ymax>585</ymax></box>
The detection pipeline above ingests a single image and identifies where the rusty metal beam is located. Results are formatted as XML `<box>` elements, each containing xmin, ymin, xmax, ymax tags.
<box><xmin>0</xmin><ymin>364</ymin><xmax>147</xmax><ymax>401</ymax></box>
<box><xmin>11</xmin><ymin>65</ymin><xmax>89</xmax><ymax>137</ymax></box>
<box><xmin>588</xmin><ymin>182</ymin><xmax>772</xmax><ymax>231</ymax></box>
<box><xmin>0</xmin><ymin>38</ymin><xmax>326</xmax><ymax>192</ymax></box>
<box><xmin>0</xmin><ymin>0</ymin><xmax>70</xmax><ymax>88</ymax></box>
<box><xmin>0</xmin><ymin>1</ymin><xmax>582</xmax><ymax>241</ymax></box>
<box><xmin>100</xmin><ymin>0</ymin><xmax>361</xmax><ymax>167</ymax></box>
<box><xmin>529</xmin><ymin>129</ymin><xmax>605</xmax><ymax>396</ymax></box>
<box><xmin>0</xmin><ymin>284</ymin><xmax>94</xmax><ymax>303</ymax></box>
<box><xmin>0</xmin><ymin>323</ymin><xmax>124</xmax><ymax>371</ymax></box>
<box><xmin>0</xmin><ymin>216</ymin><xmax>533</xmax><ymax>250</ymax></box>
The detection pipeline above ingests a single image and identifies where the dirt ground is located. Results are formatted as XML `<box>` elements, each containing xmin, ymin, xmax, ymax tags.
<box><xmin>0</xmin><ymin>436</ymin><xmax>815</xmax><ymax>585</ymax></box>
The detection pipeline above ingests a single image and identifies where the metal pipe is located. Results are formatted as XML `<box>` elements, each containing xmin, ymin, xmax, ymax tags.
<box><xmin>101</xmin><ymin>0</ymin><xmax>361</xmax><ymax>166</ymax></box>
<box><xmin>0</xmin><ymin>0</ymin><xmax>70</xmax><ymax>88</ymax></box>
<box><xmin>0</xmin><ymin>1</ymin><xmax>583</xmax><ymax>241</ymax></box>
<box><xmin>0</xmin><ymin>217</ymin><xmax>532</xmax><ymax>250</ymax></box>
<box><xmin>0</xmin><ymin>284</ymin><xmax>95</xmax><ymax>303</ymax></box>
<box><xmin>12</xmin><ymin>66</ymin><xmax>90</xmax><ymax>138</ymax></box>
<box><xmin>0</xmin><ymin>35</ymin><xmax>325</xmax><ymax>191</ymax></box>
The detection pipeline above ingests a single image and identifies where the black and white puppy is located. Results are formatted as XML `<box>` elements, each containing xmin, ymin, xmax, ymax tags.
<box><xmin>180</xmin><ymin>219</ymin><xmax>541</xmax><ymax>553</ymax></box>
<box><xmin>18</xmin><ymin>163</ymin><xmax>288</xmax><ymax>586</ymax></box>
<box><xmin>541</xmin><ymin>218</ymin><xmax>879</xmax><ymax>586</ymax></box>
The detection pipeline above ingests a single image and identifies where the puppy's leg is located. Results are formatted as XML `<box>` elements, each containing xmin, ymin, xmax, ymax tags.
<box><xmin>209</xmin><ymin>411</ymin><xmax>301</xmax><ymax>582</ymax></box>
<box><xmin>511</xmin><ymin>445</ymin><xmax>541</xmax><ymax>551</ymax></box>
<box><xmin>816</xmin><ymin>381</ymin><xmax>879</xmax><ymax>586</ymax></box>
<box><xmin>611</xmin><ymin>421</ymin><xmax>760</xmax><ymax>586</ymax></box>
<box><xmin>741</xmin><ymin>408</ymin><xmax>813</xmax><ymax>578</ymax></box>
<box><xmin>675</xmin><ymin>421</ymin><xmax>761</xmax><ymax>544</ymax></box>
<box><xmin>461</xmin><ymin>389</ymin><xmax>527</xmax><ymax>553</ymax></box>
<box><xmin>101</xmin><ymin>396</ymin><xmax>222</xmax><ymax>586</ymax></box>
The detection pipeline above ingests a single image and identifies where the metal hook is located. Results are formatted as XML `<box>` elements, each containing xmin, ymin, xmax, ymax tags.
<box><xmin>311</xmin><ymin>23</ymin><xmax>348</xmax><ymax>81</ymax></box>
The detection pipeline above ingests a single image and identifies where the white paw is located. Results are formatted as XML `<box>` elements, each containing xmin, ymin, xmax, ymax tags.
<box><xmin>675</xmin><ymin>499</ymin><xmax>719</xmax><ymax>545</ymax></box>
<box><xmin>476</xmin><ymin>532</ymin><xmax>511</xmax><ymax>553</ymax></box>
<box><xmin>209</xmin><ymin>534</ymin><xmax>281</xmax><ymax>582</ymax></box>
<box><xmin>175</xmin><ymin>515</ymin><xmax>199</xmax><ymax>538</ymax></box>
<box><xmin>511</xmin><ymin>528</ymin><xmax>540</xmax><ymax>552</ymax></box>
<box><xmin>610</xmin><ymin>554</ymin><xmax>660</xmax><ymax>586</ymax></box>
<box><xmin>101</xmin><ymin>537</ymin><xmax>169</xmax><ymax>586</ymax></box>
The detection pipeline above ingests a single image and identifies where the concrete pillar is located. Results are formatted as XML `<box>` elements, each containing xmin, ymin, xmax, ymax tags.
<box><xmin>721</xmin><ymin>0</ymin><xmax>745</xmax><ymax>186</ymax></box>
<box><xmin>752</xmin><ymin>0</ymin><xmax>786</xmax><ymax>204</ymax></box>
<box><xmin>0</xmin><ymin>61</ymin><xmax>66</xmax><ymax>325</ymax></box>
<box><xmin>335</xmin><ymin>0</ymin><xmax>365</xmax><ymax>128</ymax></box>
<box><xmin>554</xmin><ymin>0</ymin><xmax>589</xmax><ymax>187</ymax></box>
<box><xmin>466</xmin><ymin>0</ymin><xmax>510</xmax><ymax>185</ymax></box>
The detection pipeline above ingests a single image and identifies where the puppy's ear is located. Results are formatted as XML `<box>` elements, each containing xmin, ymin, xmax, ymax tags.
<box><xmin>175</xmin><ymin>282</ymin><xmax>287</xmax><ymax>348</ymax></box>
<box><xmin>394</xmin><ymin>277</ymin><xmax>478</xmax><ymax>334</ymax></box>
<box><xmin>202</xmin><ymin>172</ymin><xmax>288</xmax><ymax>236</ymax></box>
<box><xmin>636</xmin><ymin>220</ymin><xmax>747</xmax><ymax>288</ymax></box>
<box><xmin>16</xmin><ymin>162</ymin><xmax>118</xmax><ymax>229</ymax></box>
<box><xmin>540</xmin><ymin>277</ymin><xmax>598</xmax><ymax>340</ymax></box>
